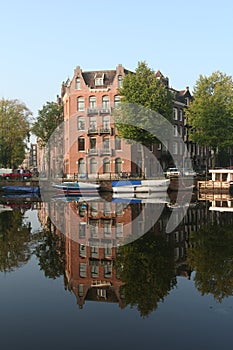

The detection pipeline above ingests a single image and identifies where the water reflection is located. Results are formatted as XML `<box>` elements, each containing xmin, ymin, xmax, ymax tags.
<box><xmin>1</xmin><ymin>192</ymin><xmax>233</xmax><ymax>317</ymax></box>
<box><xmin>0</xmin><ymin>207</ymin><xmax>33</xmax><ymax>272</ymax></box>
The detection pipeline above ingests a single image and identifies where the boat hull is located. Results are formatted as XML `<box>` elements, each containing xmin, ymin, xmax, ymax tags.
<box><xmin>53</xmin><ymin>181</ymin><xmax>100</xmax><ymax>194</ymax></box>
<box><xmin>112</xmin><ymin>179</ymin><xmax>169</xmax><ymax>193</ymax></box>
<box><xmin>2</xmin><ymin>186</ymin><xmax>40</xmax><ymax>193</ymax></box>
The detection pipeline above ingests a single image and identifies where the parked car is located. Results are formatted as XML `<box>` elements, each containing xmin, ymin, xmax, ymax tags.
<box><xmin>3</xmin><ymin>169</ymin><xmax>32</xmax><ymax>180</ymax></box>
<box><xmin>165</xmin><ymin>167</ymin><xmax>181</xmax><ymax>177</ymax></box>
<box><xmin>183</xmin><ymin>169</ymin><xmax>197</xmax><ymax>177</ymax></box>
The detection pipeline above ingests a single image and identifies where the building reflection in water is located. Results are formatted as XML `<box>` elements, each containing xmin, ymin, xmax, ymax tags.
<box><xmin>35</xmin><ymin>191</ymin><xmax>233</xmax><ymax>314</ymax></box>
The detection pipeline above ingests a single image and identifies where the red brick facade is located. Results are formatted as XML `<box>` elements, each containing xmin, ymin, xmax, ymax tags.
<box><xmin>62</xmin><ymin>64</ymin><xmax>133</xmax><ymax>178</ymax></box>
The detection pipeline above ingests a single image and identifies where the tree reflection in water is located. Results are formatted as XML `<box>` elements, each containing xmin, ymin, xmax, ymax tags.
<box><xmin>35</xmin><ymin>217</ymin><xmax>65</xmax><ymax>279</ymax></box>
<box><xmin>116</xmin><ymin>229</ymin><xmax>177</xmax><ymax>317</ymax></box>
<box><xmin>0</xmin><ymin>210</ymin><xmax>32</xmax><ymax>272</ymax></box>
<box><xmin>187</xmin><ymin>222</ymin><xmax>233</xmax><ymax>302</ymax></box>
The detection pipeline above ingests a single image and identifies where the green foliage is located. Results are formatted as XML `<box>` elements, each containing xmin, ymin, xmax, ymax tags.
<box><xmin>187</xmin><ymin>223</ymin><xmax>233</xmax><ymax>302</ymax></box>
<box><xmin>185</xmin><ymin>71</ymin><xmax>233</xmax><ymax>151</ymax></box>
<box><xmin>35</xmin><ymin>218</ymin><xmax>65</xmax><ymax>279</ymax></box>
<box><xmin>32</xmin><ymin>101</ymin><xmax>63</xmax><ymax>148</ymax></box>
<box><xmin>0</xmin><ymin>98</ymin><xmax>31</xmax><ymax>168</ymax></box>
<box><xmin>115</xmin><ymin>61</ymin><xmax>173</xmax><ymax>147</ymax></box>
<box><xmin>116</xmin><ymin>230</ymin><xmax>176</xmax><ymax>317</ymax></box>
<box><xmin>0</xmin><ymin>210</ymin><xmax>33</xmax><ymax>272</ymax></box>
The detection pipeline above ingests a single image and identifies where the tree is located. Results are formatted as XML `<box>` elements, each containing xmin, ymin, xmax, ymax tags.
<box><xmin>115</xmin><ymin>61</ymin><xmax>173</xmax><ymax>176</ymax></box>
<box><xmin>0</xmin><ymin>98</ymin><xmax>31</xmax><ymax>168</ymax></box>
<box><xmin>32</xmin><ymin>101</ymin><xmax>63</xmax><ymax>147</ymax></box>
<box><xmin>185</xmin><ymin>71</ymin><xmax>233</xmax><ymax>167</ymax></box>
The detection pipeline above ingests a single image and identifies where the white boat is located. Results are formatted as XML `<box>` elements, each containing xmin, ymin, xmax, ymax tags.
<box><xmin>112</xmin><ymin>191</ymin><xmax>169</xmax><ymax>204</ymax></box>
<box><xmin>112</xmin><ymin>179</ymin><xmax>170</xmax><ymax>193</ymax></box>
<box><xmin>198</xmin><ymin>168</ymin><xmax>233</xmax><ymax>192</ymax></box>
<box><xmin>53</xmin><ymin>181</ymin><xmax>100</xmax><ymax>194</ymax></box>
<box><xmin>0</xmin><ymin>204</ymin><xmax>13</xmax><ymax>213</ymax></box>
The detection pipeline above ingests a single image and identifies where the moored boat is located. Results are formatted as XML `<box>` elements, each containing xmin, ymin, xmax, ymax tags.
<box><xmin>53</xmin><ymin>181</ymin><xmax>100</xmax><ymax>194</ymax></box>
<box><xmin>111</xmin><ymin>179</ymin><xmax>170</xmax><ymax>193</ymax></box>
<box><xmin>2</xmin><ymin>185</ymin><xmax>40</xmax><ymax>193</ymax></box>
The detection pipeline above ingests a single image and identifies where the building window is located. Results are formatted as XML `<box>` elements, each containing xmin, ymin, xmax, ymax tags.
<box><xmin>104</xmin><ymin>244</ymin><xmax>112</xmax><ymax>258</ymax></box>
<box><xmin>90</xmin><ymin>222</ymin><xmax>98</xmax><ymax>238</ymax></box>
<box><xmin>78</xmin><ymin>137</ymin><xmax>85</xmax><ymax>151</ymax></box>
<box><xmin>90</xmin><ymin>137</ymin><xmax>96</xmax><ymax>149</ymax></box>
<box><xmin>79</xmin><ymin>244</ymin><xmax>86</xmax><ymax>257</ymax></box>
<box><xmin>116</xmin><ymin>203</ymin><xmax>123</xmax><ymax>216</ymax></box>
<box><xmin>79</xmin><ymin>223</ymin><xmax>86</xmax><ymax>238</ymax></box>
<box><xmin>104</xmin><ymin>202</ymin><xmax>111</xmax><ymax>216</ymax></box>
<box><xmin>95</xmin><ymin>74</ymin><xmax>104</xmax><ymax>86</ymax></box>
<box><xmin>79</xmin><ymin>263</ymin><xmax>86</xmax><ymax>277</ymax></box>
<box><xmin>91</xmin><ymin>245</ymin><xmax>99</xmax><ymax>258</ymax></box>
<box><xmin>89</xmin><ymin>117</ymin><xmax>97</xmax><ymax>130</ymax></box>
<box><xmin>78</xmin><ymin>117</ymin><xmax>85</xmax><ymax>130</ymax></box>
<box><xmin>91</xmin><ymin>263</ymin><xmax>99</xmax><ymax>278</ymax></box>
<box><xmin>179</xmin><ymin>109</ymin><xmax>183</xmax><ymax>121</ymax></box>
<box><xmin>90</xmin><ymin>203</ymin><xmax>98</xmax><ymax>217</ymax></box>
<box><xmin>174</xmin><ymin>125</ymin><xmax>178</xmax><ymax>137</ymax></box>
<box><xmin>103</xmin><ymin>137</ymin><xmax>110</xmax><ymax>149</ymax></box>
<box><xmin>89</xmin><ymin>96</ymin><xmax>96</xmax><ymax>109</ymax></box>
<box><xmin>103</xmin><ymin>158</ymin><xmax>110</xmax><ymax>173</ymax></box>
<box><xmin>104</xmin><ymin>221</ymin><xmax>112</xmax><ymax>237</ymax></box>
<box><xmin>75</xmin><ymin>78</ymin><xmax>80</xmax><ymax>90</ymax></box>
<box><xmin>78</xmin><ymin>158</ymin><xmax>85</xmax><ymax>174</ymax></box>
<box><xmin>115</xmin><ymin>157</ymin><xmax>122</xmax><ymax>173</ymax></box>
<box><xmin>102</xmin><ymin>95</ymin><xmax>110</xmax><ymax>109</ymax></box>
<box><xmin>116</xmin><ymin>223</ymin><xmax>123</xmax><ymax>238</ymax></box>
<box><xmin>103</xmin><ymin>116</ymin><xmax>110</xmax><ymax>129</ymax></box>
<box><xmin>90</xmin><ymin>158</ymin><xmax>97</xmax><ymax>174</ymax></box>
<box><xmin>77</xmin><ymin>97</ymin><xmax>85</xmax><ymax>111</ymax></box>
<box><xmin>173</xmin><ymin>108</ymin><xmax>178</xmax><ymax>120</ymax></box>
<box><xmin>115</xmin><ymin>136</ymin><xmax>121</xmax><ymax>150</ymax></box>
<box><xmin>114</xmin><ymin>95</ymin><xmax>121</xmax><ymax>107</ymax></box>
<box><xmin>104</xmin><ymin>262</ymin><xmax>112</xmax><ymax>278</ymax></box>
<box><xmin>78</xmin><ymin>284</ymin><xmax>84</xmax><ymax>296</ymax></box>
<box><xmin>118</xmin><ymin>75</ymin><xmax>123</xmax><ymax>88</ymax></box>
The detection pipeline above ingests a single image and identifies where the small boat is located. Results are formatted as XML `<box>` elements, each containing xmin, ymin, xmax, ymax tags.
<box><xmin>2</xmin><ymin>186</ymin><xmax>40</xmax><ymax>193</ymax></box>
<box><xmin>53</xmin><ymin>181</ymin><xmax>100</xmax><ymax>194</ymax></box>
<box><xmin>111</xmin><ymin>179</ymin><xmax>170</xmax><ymax>193</ymax></box>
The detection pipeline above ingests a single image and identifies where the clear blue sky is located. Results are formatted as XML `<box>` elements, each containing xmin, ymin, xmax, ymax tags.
<box><xmin>1</xmin><ymin>0</ymin><xmax>233</xmax><ymax>118</ymax></box>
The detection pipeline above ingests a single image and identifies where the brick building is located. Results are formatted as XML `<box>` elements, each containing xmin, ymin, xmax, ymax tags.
<box><xmin>61</xmin><ymin>64</ymin><xmax>134</xmax><ymax>179</ymax></box>
<box><xmin>60</xmin><ymin>64</ymin><xmax>206</xmax><ymax>179</ymax></box>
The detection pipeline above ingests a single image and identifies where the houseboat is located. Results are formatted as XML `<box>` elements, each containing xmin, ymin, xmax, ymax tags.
<box><xmin>198</xmin><ymin>168</ymin><xmax>233</xmax><ymax>192</ymax></box>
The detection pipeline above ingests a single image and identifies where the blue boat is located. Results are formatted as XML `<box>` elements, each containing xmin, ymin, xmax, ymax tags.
<box><xmin>2</xmin><ymin>186</ymin><xmax>40</xmax><ymax>193</ymax></box>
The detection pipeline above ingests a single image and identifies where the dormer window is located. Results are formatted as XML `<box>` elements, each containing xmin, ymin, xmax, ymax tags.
<box><xmin>95</xmin><ymin>73</ymin><xmax>104</xmax><ymax>86</ymax></box>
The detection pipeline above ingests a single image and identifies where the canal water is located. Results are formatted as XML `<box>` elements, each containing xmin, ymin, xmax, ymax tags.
<box><xmin>0</xmin><ymin>192</ymin><xmax>233</xmax><ymax>350</ymax></box>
